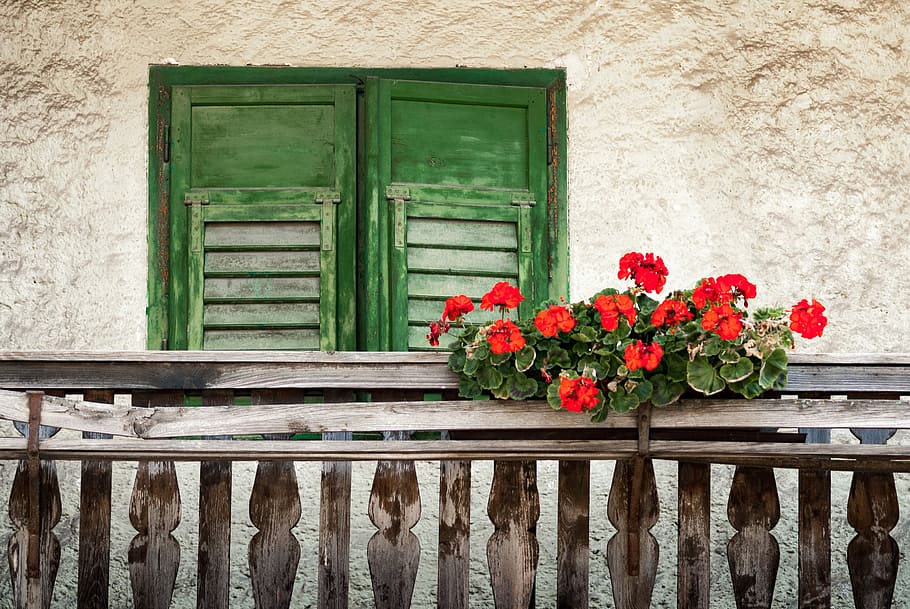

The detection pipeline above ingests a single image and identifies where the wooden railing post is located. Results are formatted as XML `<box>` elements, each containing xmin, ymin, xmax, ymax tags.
<box><xmin>678</xmin><ymin>461</ymin><xmax>710</xmax><ymax>609</ymax></box>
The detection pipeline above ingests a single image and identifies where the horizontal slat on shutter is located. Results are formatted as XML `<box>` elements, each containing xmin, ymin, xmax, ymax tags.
<box><xmin>204</xmin><ymin>303</ymin><xmax>320</xmax><ymax>327</ymax></box>
<box><xmin>407</xmin><ymin>218</ymin><xmax>517</xmax><ymax>250</ymax></box>
<box><xmin>407</xmin><ymin>300</ymin><xmax>499</xmax><ymax>325</ymax></box>
<box><xmin>407</xmin><ymin>247</ymin><xmax>518</xmax><ymax>277</ymax></box>
<box><xmin>205</xmin><ymin>251</ymin><xmax>321</xmax><ymax>275</ymax></box>
<box><xmin>407</xmin><ymin>274</ymin><xmax>513</xmax><ymax>301</ymax></box>
<box><xmin>204</xmin><ymin>277</ymin><xmax>320</xmax><ymax>301</ymax></box>
<box><xmin>205</xmin><ymin>222</ymin><xmax>321</xmax><ymax>249</ymax></box>
<box><xmin>203</xmin><ymin>329</ymin><xmax>320</xmax><ymax>350</ymax></box>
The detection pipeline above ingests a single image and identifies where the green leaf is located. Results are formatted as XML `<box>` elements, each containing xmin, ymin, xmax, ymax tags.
<box><xmin>547</xmin><ymin>345</ymin><xmax>572</xmax><ymax>369</ymax></box>
<box><xmin>650</xmin><ymin>374</ymin><xmax>686</xmax><ymax>406</ymax></box>
<box><xmin>448</xmin><ymin>349</ymin><xmax>466</xmax><ymax>373</ymax></box>
<box><xmin>664</xmin><ymin>352</ymin><xmax>688</xmax><ymax>382</ymax></box>
<box><xmin>570</xmin><ymin>326</ymin><xmax>598</xmax><ymax>343</ymax></box>
<box><xmin>720</xmin><ymin>358</ymin><xmax>754</xmax><ymax>383</ymax></box>
<box><xmin>514</xmin><ymin>345</ymin><xmax>537</xmax><ymax>372</ymax></box>
<box><xmin>507</xmin><ymin>374</ymin><xmax>539</xmax><ymax>400</ymax></box>
<box><xmin>718</xmin><ymin>350</ymin><xmax>741</xmax><ymax>364</ymax></box>
<box><xmin>490</xmin><ymin>351</ymin><xmax>511</xmax><ymax>366</ymax></box>
<box><xmin>632</xmin><ymin>380</ymin><xmax>653</xmax><ymax>402</ymax></box>
<box><xmin>458</xmin><ymin>376</ymin><xmax>483</xmax><ymax>399</ymax></box>
<box><xmin>473</xmin><ymin>341</ymin><xmax>490</xmax><ymax>361</ymax></box>
<box><xmin>490</xmin><ymin>380</ymin><xmax>512</xmax><ymax>399</ymax></box>
<box><xmin>687</xmin><ymin>356</ymin><xmax>726</xmax><ymax>395</ymax></box>
<box><xmin>546</xmin><ymin>381</ymin><xmax>562</xmax><ymax>410</ymax></box>
<box><xmin>463</xmin><ymin>355</ymin><xmax>480</xmax><ymax>376</ymax></box>
<box><xmin>609</xmin><ymin>388</ymin><xmax>640</xmax><ymax>413</ymax></box>
<box><xmin>590</xmin><ymin>403</ymin><xmax>609</xmax><ymax>423</ymax></box>
<box><xmin>702</xmin><ymin>336</ymin><xmax>723</xmax><ymax>356</ymax></box>
<box><xmin>759</xmin><ymin>348</ymin><xmax>788</xmax><ymax>390</ymax></box>
<box><xmin>614</xmin><ymin>318</ymin><xmax>632</xmax><ymax>339</ymax></box>
<box><xmin>476</xmin><ymin>365</ymin><xmax>503</xmax><ymax>391</ymax></box>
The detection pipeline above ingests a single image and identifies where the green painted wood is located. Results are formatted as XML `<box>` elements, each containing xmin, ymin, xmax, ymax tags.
<box><xmin>407</xmin><ymin>274</ymin><xmax>514</xmax><ymax>300</ymax></box>
<box><xmin>406</xmin><ymin>247</ymin><xmax>519</xmax><ymax>276</ymax></box>
<box><xmin>205</xmin><ymin>251</ymin><xmax>321</xmax><ymax>275</ymax></box>
<box><xmin>147</xmin><ymin>75</ymin><xmax>171</xmax><ymax>350</ymax></box>
<box><xmin>204</xmin><ymin>277</ymin><xmax>320</xmax><ymax>301</ymax></box>
<box><xmin>204</xmin><ymin>302</ymin><xmax>320</xmax><ymax>327</ymax></box>
<box><xmin>407</xmin><ymin>300</ymin><xmax>498</xmax><ymax>325</ymax></box>
<box><xmin>204</xmin><ymin>221</ymin><xmax>320</xmax><ymax>248</ymax></box>
<box><xmin>203</xmin><ymin>329</ymin><xmax>320</xmax><ymax>351</ymax></box>
<box><xmin>333</xmin><ymin>85</ymin><xmax>357</xmax><ymax>351</ymax></box>
<box><xmin>167</xmin><ymin>86</ymin><xmax>193</xmax><ymax>349</ymax></box>
<box><xmin>408</xmin><ymin>217</ymin><xmax>518</xmax><ymax>249</ymax></box>
<box><xmin>187</xmin><ymin>203</ymin><xmax>206</xmax><ymax>350</ymax></box>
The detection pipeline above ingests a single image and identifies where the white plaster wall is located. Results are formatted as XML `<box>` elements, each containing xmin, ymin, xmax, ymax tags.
<box><xmin>2</xmin><ymin>1</ymin><xmax>910</xmax><ymax>608</ymax></box>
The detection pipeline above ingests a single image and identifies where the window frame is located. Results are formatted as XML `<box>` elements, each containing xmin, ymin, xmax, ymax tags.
<box><xmin>147</xmin><ymin>66</ymin><xmax>569</xmax><ymax>351</ymax></box>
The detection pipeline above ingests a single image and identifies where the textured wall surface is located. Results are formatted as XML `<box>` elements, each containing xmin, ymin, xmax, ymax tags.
<box><xmin>2</xmin><ymin>0</ymin><xmax>910</xmax><ymax>608</ymax></box>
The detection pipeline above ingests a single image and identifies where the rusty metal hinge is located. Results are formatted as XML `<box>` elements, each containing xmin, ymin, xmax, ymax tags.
<box><xmin>314</xmin><ymin>191</ymin><xmax>341</xmax><ymax>205</ymax></box>
<box><xmin>184</xmin><ymin>193</ymin><xmax>210</xmax><ymax>206</ymax></box>
<box><xmin>163</xmin><ymin>123</ymin><xmax>171</xmax><ymax>163</ymax></box>
<box><xmin>510</xmin><ymin>192</ymin><xmax>536</xmax><ymax>207</ymax></box>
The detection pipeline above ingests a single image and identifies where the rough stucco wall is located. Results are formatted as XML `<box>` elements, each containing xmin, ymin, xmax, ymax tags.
<box><xmin>2</xmin><ymin>1</ymin><xmax>910</xmax><ymax>608</ymax></box>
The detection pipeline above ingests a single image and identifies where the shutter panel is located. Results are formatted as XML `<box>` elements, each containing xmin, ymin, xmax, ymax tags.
<box><xmin>370</xmin><ymin>80</ymin><xmax>548</xmax><ymax>350</ymax></box>
<box><xmin>170</xmin><ymin>85</ymin><xmax>355</xmax><ymax>350</ymax></box>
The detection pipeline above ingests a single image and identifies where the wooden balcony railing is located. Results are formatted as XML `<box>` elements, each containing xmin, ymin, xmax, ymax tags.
<box><xmin>0</xmin><ymin>351</ymin><xmax>908</xmax><ymax>609</ymax></box>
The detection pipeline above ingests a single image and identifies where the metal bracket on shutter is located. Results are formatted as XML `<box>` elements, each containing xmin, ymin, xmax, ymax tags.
<box><xmin>386</xmin><ymin>186</ymin><xmax>411</xmax><ymax>249</ymax></box>
<box><xmin>184</xmin><ymin>193</ymin><xmax>210</xmax><ymax>207</ymax></box>
<box><xmin>185</xmin><ymin>194</ymin><xmax>209</xmax><ymax>254</ymax></box>
<box><xmin>511</xmin><ymin>193</ymin><xmax>535</xmax><ymax>254</ymax></box>
<box><xmin>315</xmin><ymin>192</ymin><xmax>341</xmax><ymax>251</ymax></box>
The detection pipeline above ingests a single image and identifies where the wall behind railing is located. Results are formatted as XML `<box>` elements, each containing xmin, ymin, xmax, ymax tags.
<box><xmin>2</xmin><ymin>1</ymin><xmax>910</xmax><ymax>350</ymax></box>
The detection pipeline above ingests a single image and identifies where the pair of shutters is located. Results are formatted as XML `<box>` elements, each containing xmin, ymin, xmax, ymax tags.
<box><xmin>168</xmin><ymin>80</ymin><xmax>548</xmax><ymax>351</ymax></box>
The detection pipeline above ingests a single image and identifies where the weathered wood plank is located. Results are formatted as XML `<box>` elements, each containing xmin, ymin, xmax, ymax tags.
<box><xmin>487</xmin><ymin>460</ymin><xmax>539</xmax><ymax>609</ymax></box>
<box><xmin>607</xmin><ymin>458</ymin><xmax>659</xmax><ymax>609</ymax></box>
<box><xmin>438</xmin><ymin>458</ymin><xmax>471</xmax><ymax>609</ymax></box>
<box><xmin>197</xmin><ymin>390</ymin><xmax>233</xmax><ymax>609</ymax></box>
<box><xmin>678</xmin><ymin>461</ymin><xmax>710</xmax><ymax>609</ymax></box>
<box><xmin>798</xmin><ymin>468</ymin><xmax>830</xmax><ymax>609</ymax></box>
<box><xmin>78</xmin><ymin>389</ymin><xmax>113</xmax><ymax>609</ymax></box>
<box><xmin>12</xmin><ymin>391</ymin><xmax>910</xmax><ymax>440</ymax></box>
<box><xmin>727</xmin><ymin>466</ymin><xmax>780</xmax><ymax>609</ymax></box>
<box><xmin>128</xmin><ymin>391</ymin><xmax>182</xmax><ymax>609</ymax></box>
<box><xmin>249</xmin><ymin>390</ymin><xmax>303</xmax><ymax>609</ymax></box>
<box><xmin>847</xmin><ymin>471</ymin><xmax>899</xmax><ymax>609</ymax></box>
<box><xmin>557</xmin><ymin>460</ymin><xmax>589</xmax><ymax>609</ymax></box>
<box><xmin>318</xmin><ymin>390</ymin><xmax>353</xmax><ymax>609</ymax></box>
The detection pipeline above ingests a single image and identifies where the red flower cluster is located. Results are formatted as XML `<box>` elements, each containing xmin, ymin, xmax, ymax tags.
<box><xmin>693</xmin><ymin>274</ymin><xmax>757</xmax><ymax>309</ymax></box>
<box><xmin>593</xmin><ymin>294</ymin><xmax>637</xmax><ymax>331</ymax></box>
<box><xmin>486</xmin><ymin>319</ymin><xmax>526</xmax><ymax>354</ymax></box>
<box><xmin>624</xmin><ymin>340</ymin><xmax>664</xmax><ymax>371</ymax></box>
<box><xmin>443</xmin><ymin>295</ymin><xmax>474</xmax><ymax>321</ymax></box>
<box><xmin>558</xmin><ymin>375</ymin><xmax>601</xmax><ymax>412</ymax></box>
<box><xmin>701</xmin><ymin>303</ymin><xmax>743</xmax><ymax>340</ymax></box>
<box><xmin>618</xmin><ymin>252</ymin><xmax>668</xmax><ymax>294</ymax></box>
<box><xmin>481</xmin><ymin>282</ymin><xmax>524</xmax><ymax>311</ymax></box>
<box><xmin>426</xmin><ymin>320</ymin><xmax>450</xmax><ymax>347</ymax></box>
<box><xmin>534</xmin><ymin>305</ymin><xmax>576</xmax><ymax>338</ymax></box>
<box><xmin>790</xmin><ymin>299</ymin><xmax>827</xmax><ymax>339</ymax></box>
<box><xmin>651</xmin><ymin>299</ymin><xmax>693</xmax><ymax>328</ymax></box>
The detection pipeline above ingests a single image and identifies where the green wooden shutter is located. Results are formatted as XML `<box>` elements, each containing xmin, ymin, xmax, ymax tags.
<box><xmin>169</xmin><ymin>85</ymin><xmax>356</xmax><ymax>350</ymax></box>
<box><xmin>369</xmin><ymin>80</ymin><xmax>548</xmax><ymax>350</ymax></box>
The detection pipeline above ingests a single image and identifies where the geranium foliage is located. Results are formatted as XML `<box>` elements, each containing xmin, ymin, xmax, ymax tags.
<box><xmin>429</xmin><ymin>252</ymin><xmax>828</xmax><ymax>420</ymax></box>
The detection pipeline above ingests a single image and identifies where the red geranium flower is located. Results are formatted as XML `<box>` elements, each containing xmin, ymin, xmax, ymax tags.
<box><xmin>624</xmin><ymin>340</ymin><xmax>664</xmax><ymax>371</ymax></box>
<box><xmin>618</xmin><ymin>252</ymin><xmax>669</xmax><ymax>294</ymax></box>
<box><xmin>442</xmin><ymin>295</ymin><xmax>474</xmax><ymax>322</ymax></box>
<box><xmin>717</xmin><ymin>274</ymin><xmax>757</xmax><ymax>307</ymax></box>
<box><xmin>790</xmin><ymin>299</ymin><xmax>827</xmax><ymax>339</ymax></box>
<box><xmin>593</xmin><ymin>294</ymin><xmax>637</xmax><ymax>331</ymax></box>
<box><xmin>426</xmin><ymin>320</ymin><xmax>449</xmax><ymax>347</ymax></box>
<box><xmin>486</xmin><ymin>319</ymin><xmax>526</xmax><ymax>354</ymax></box>
<box><xmin>558</xmin><ymin>375</ymin><xmax>601</xmax><ymax>412</ymax></box>
<box><xmin>651</xmin><ymin>299</ymin><xmax>694</xmax><ymax>328</ymax></box>
<box><xmin>701</xmin><ymin>303</ymin><xmax>743</xmax><ymax>341</ymax></box>
<box><xmin>534</xmin><ymin>305</ymin><xmax>576</xmax><ymax>338</ymax></box>
<box><xmin>692</xmin><ymin>277</ymin><xmax>732</xmax><ymax>310</ymax></box>
<box><xmin>480</xmin><ymin>282</ymin><xmax>524</xmax><ymax>312</ymax></box>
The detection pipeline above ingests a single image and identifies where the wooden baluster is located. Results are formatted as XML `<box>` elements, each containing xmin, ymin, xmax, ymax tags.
<box><xmin>487</xmin><ymin>459</ymin><xmax>540</xmax><ymax>609</ymax></box>
<box><xmin>847</xmin><ymin>429</ymin><xmax>898</xmax><ymax>609</ymax></box>
<box><xmin>367</xmin><ymin>388</ymin><xmax>423</xmax><ymax>609</ymax></box>
<box><xmin>557</xmin><ymin>460</ymin><xmax>589</xmax><ymax>609</ymax></box>
<box><xmin>78</xmin><ymin>390</ymin><xmax>114</xmax><ymax>609</ymax></box>
<box><xmin>439</xmin><ymin>455</ymin><xmax>471</xmax><ymax>609</ymax></box>
<box><xmin>129</xmin><ymin>390</ymin><xmax>183</xmax><ymax>609</ymax></box>
<box><xmin>249</xmin><ymin>389</ymin><xmax>303</xmax><ymax>609</ymax></box>
<box><xmin>727</xmin><ymin>466</ymin><xmax>780</xmax><ymax>609</ymax></box>
<box><xmin>197</xmin><ymin>390</ymin><xmax>234</xmax><ymax>609</ymax></box>
<box><xmin>607</xmin><ymin>457</ymin><xmax>659</xmax><ymax>609</ymax></box>
<box><xmin>319</xmin><ymin>389</ymin><xmax>354</xmax><ymax>609</ymax></box>
<box><xmin>9</xmin><ymin>391</ymin><xmax>62</xmax><ymax>609</ymax></box>
<box><xmin>798</xmin><ymin>414</ymin><xmax>831</xmax><ymax>609</ymax></box>
<box><xmin>678</xmin><ymin>461</ymin><xmax>710</xmax><ymax>609</ymax></box>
